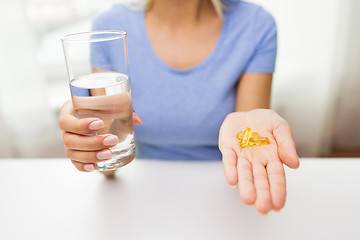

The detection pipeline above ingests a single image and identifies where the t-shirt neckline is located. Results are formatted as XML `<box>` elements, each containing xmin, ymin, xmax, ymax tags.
<box><xmin>139</xmin><ymin>10</ymin><xmax>227</xmax><ymax>75</ymax></box>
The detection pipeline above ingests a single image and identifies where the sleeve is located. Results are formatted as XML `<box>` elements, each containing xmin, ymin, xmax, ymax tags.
<box><xmin>90</xmin><ymin>14</ymin><xmax>112</xmax><ymax>71</ymax></box>
<box><xmin>244</xmin><ymin>9</ymin><xmax>278</xmax><ymax>73</ymax></box>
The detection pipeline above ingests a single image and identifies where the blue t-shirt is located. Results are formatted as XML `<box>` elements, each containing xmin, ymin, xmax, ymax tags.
<box><xmin>91</xmin><ymin>0</ymin><xmax>277</xmax><ymax>160</ymax></box>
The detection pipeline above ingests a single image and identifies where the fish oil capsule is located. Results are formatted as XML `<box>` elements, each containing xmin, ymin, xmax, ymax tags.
<box><xmin>240</xmin><ymin>128</ymin><xmax>252</xmax><ymax>148</ymax></box>
<box><xmin>237</xmin><ymin>128</ymin><xmax>269</xmax><ymax>148</ymax></box>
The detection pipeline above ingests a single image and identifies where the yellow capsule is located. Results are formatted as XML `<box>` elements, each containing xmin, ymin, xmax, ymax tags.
<box><xmin>237</xmin><ymin>128</ymin><xmax>269</xmax><ymax>148</ymax></box>
<box><xmin>250</xmin><ymin>132</ymin><xmax>260</xmax><ymax>139</ymax></box>
<box><xmin>237</xmin><ymin>132</ymin><xmax>243</xmax><ymax>140</ymax></box>
<box><xmin>240</xmin><ymin>128</ymin><xmax>252</xmax><ymax>148</ymax></box>
<box><xmin>249</xmin><ymin>137</ymin><xmax>269</xmax><ymax>146</ymax></box>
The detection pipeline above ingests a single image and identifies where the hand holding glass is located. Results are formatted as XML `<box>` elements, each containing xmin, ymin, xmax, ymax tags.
<box><xmin>62</xmin><ymin>31</ymin><xmax>135</xmax><ymax>171</ymax></box>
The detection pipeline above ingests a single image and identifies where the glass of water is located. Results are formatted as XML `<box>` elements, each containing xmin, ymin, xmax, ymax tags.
<box><xmin>62</xmin><ymin>31</ymin><xmax>135</xmax><ymax>171</ymax></box>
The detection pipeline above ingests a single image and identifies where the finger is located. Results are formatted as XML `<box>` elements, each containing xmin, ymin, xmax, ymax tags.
<box><xmin>71</xmin><ymin>160</ymin><xmax>96</xmax><ymax>172</ymax></box>
<box><xmin>58</xmin><ymin>101</ymin><xmax>105</xmax><ymax>134</ymax></box>
<box><xmin>237</xmin><ymin>157</ymin><xmax>256</xmax><ymax>206</ymax></box>
<box><xmin>273</xmin><ymin>121</ymin><xmax>300</xmax><ymax>169</ymax></box>
<box><xmin>65</xmin><ymin>148</ymin><xmax>112</xmax><ymax>164</ymax></box>
<box><xmin>221</xmin><ymin>148</ymin><xmax>238</xmax><ymax>187</ymax></box>
<box><xmin>266</xmin><ymin>161</ymin><xmax>286</xmax><ymax>211</ymax></box>
<box><xmin>72</xmin><ymin>92</ymin><xmax>132</xmax><ymax>115</ymax></box>
<box><xmin>252</xmin><ymin>163</ymin><xmax>272</xmax><ymax>215</ymax></box>
<box><xmin>133</xmin><ymin>112</ymin><xmax>143</xmax><ymax>125</ymax></box>
<box><xmin>63</xmin><ymin>132</ymin><xmax>119</xmax><ymax>151</ymax></box>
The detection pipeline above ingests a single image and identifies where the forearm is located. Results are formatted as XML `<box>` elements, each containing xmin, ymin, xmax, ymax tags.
<box><xmin>235</xmin><ymin>73</ymin><xmax>272</xmax><ymax>112</ymax></box>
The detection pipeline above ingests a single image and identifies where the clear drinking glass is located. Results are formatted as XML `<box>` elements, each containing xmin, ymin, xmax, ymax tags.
<box><xmin>62</xmin><ymin>31</ymin><xmax>135</xmax><ymax>171</ymax></box>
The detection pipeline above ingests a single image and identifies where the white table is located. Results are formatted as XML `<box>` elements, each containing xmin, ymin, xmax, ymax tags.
<box><xmin>0</xmin><ymin>158</ymin><xmax>359</xmax><ymax>240</ymax></box>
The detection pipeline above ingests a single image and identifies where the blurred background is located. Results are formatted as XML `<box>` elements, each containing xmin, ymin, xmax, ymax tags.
<box><xmin>0</xmin><ymin>0</ymin><xmax>359</xmax><ymax>158</ymax></box>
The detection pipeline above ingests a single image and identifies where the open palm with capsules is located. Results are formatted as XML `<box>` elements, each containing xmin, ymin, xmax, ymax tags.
<box><xmin>218</xmin><ymin>109</ymin><xmax>300</xmax><ymax>215</ymax></box>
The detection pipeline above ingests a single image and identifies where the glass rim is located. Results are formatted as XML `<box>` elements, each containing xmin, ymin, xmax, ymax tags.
<box><xmin>61</xmin><ymin>30</ymin><xmax>127</xmax><ymax>43</ymax></box>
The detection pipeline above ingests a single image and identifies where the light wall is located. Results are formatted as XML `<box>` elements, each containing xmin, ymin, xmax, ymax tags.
<box><xmin>0</xmin><ymin>1</ymin><xmax>58</xmax><ymax>157</ymax></box>
<box><xmin>249</xmin><ymin>0</ymin><xmax>360</xmax><ymax>156</ymax></box>
<box><xmin>332</xmin><ymin>0</ymin><xmax>360</xmax><ymax>149</ymax></box>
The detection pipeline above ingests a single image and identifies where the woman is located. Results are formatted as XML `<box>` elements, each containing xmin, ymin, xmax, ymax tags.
<box><xmin>59</xmin><ymin>0</ymin><xmax>299</xmax><ymax>215</ymax></box>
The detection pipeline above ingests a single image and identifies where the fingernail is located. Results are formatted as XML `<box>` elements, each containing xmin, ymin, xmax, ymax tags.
<box><xmin>103</xmin><ymin>135</ymin><xmax>119</xmax><ymax>146</ymax></box>
<box><xmin>97</xmin><ymin>149</ymin><xmax>112</xmax><ymax>160</ymax></box>
<box><xmin>84</xmin><ymin>164</ymin><xmax>95</xmax><ymax>172</ymax></box>
<box><xmin>133</xmin><ymin>112</ymin><xmax>143</xmax><ymax>124</ymax></box>
<box><xmin>229</xmin><ymin>185</ymin><xmax>236</xmax><ymax>189</ymax></box>
<box><xmin>89</xmin><ymin>120</ymin><xmax>104</xmax><ymax>130</ymax></box>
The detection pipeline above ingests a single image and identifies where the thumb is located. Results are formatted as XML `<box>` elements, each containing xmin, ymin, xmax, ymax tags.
<box><xmin>273</xmin><ymin>121</ymin><xmax>300</xmax><ymax>169</ymax></box>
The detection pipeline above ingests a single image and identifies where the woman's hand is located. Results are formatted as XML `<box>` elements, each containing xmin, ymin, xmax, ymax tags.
<box><xmin>58</xmin><ymin>100</ymin><xmax>142</xmax><ymax>173</ymax></box>
<box><xmin>218</xmin><ymin>109</ymin><xmax>299</xmax><ymax>215</ymax></box>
